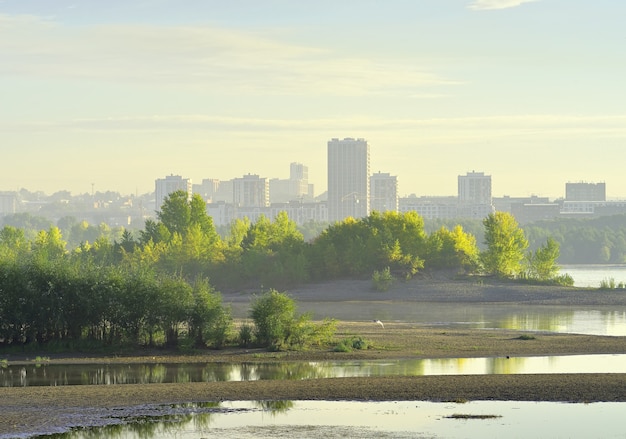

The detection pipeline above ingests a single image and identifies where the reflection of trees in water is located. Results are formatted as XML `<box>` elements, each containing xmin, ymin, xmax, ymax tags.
<box><xmin>254</xmin><ymin>400</ymin><xmax>294</xmax><ymax>414</ymax></box>
<box><xmin>56</xmin><ymin>402</ymin><xmax>223</xmax><ymax>438</ymax></box>
<box><xmin>499</xmin><ymin>311</ymin><xmax>575</xmax><ymax>332</ymax></box>
<box><xmin>224</xmin><ymin>361</ymin><xmax>332</xmax><ymax>381</ymax></box>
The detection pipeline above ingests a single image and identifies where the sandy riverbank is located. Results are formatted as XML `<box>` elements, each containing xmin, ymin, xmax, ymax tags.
<box><xmin>2</xmin><ymin>277</ymin><xmax>626</xmax><ymax>437</ymax></box>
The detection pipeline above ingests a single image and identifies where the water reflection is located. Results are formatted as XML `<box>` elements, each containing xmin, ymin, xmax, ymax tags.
<box><xmin>36</xmin><ymin>400</ymin><xmax>626</xmax><ymax>439</ymax></box>
<box><xmin>265</xmin><ymin>302</ymin><xmax>626</xmax><ymax>336</ymax></box>
<box><xmin>4</xmin><ymin>354</ymin><xmax>626</xmax><ymax>387</ymax></box>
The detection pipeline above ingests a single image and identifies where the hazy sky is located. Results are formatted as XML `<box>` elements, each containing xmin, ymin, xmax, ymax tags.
<box><xmin>2</xmin><ymin>0</ymin><xmax>625</xmax><ymax>199</ymax></box>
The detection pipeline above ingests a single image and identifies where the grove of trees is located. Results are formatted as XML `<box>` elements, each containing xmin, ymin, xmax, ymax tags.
<box><xmin>0</xmin><ymin>191</ymin><xmax>577</xmax><ymax>350</ymax></box>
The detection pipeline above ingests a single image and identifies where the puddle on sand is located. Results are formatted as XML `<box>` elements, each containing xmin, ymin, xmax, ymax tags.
<box><xmin>30</xmin><ymin>400</ymin><xmax>626</xmax><ymax>439</ymax></box>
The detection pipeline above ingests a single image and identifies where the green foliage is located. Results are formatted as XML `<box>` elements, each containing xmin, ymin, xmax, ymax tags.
<box><xmin>240</xmin><ymin>212</ymin><xmax>308</xmax><ymax>287</ymax></box>
<box><xmin>237</xmin><ymin>322</ymin><xmax>254</xmax><ymax>347</ymax></box>
<box><xmin>554</xmin><ymin>273</ymin><xmax>575</xmax><ymax>286</ymax></box>
<box><xmin>0</xmin><ymin>255</ymin><xmax>231</xmax><ymax>350</ymax></box>
<box><xmin>308</xmin><ymin>211</ymin><xmax>426</xmax><ymax>280</ymax></box>
<box><xmin>372</xmin><ymin>267</ymin><xmax>394</xmax><ymax>291</ymax></box>
<box><xmin>523</xmin><ymin>214</ymin><xmax>626</xmax><ymax>264</ymax></box>
<box><xmin>333</xmin><ymin>336</ymin><xmax>369</xmax><ymax>352</ymax></box>
<box><xmin>249</xmin><ymin>289</ymin><xmax>336</xmax><ymax>351</ymax></box>
<box><xmin>188</xmin><ymin>278</ymin><xmax>233</xmax><ymax>349</ymax></box>
<box><xmin>599</xmin><ymin>277</ymin><xmax>619</xmax><ymax>290</ymax></box>
<box><xmin>523</xmin><ymin>237</ymin><xmax>561</xmax><ymax>282</ymax></box>
<box><xmin>425</xmin><ymin>225</ymin><xmax>480</xmax><ymax>271</ymax></box>
<box><xmin>481</xmin><ymin>212</ymin><xmax>529</xmax><ymax>278</ymax></box>
<box><xmin>250</xmin><ymin>289</ymin><xmax>297</xmax><ymax>350</ymax></box>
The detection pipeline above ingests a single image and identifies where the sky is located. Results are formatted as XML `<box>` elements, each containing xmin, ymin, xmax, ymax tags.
<box><xmin>1</xmin><ymin>0</ymin><xmax>625</xmax><ymax>199</ymax></box>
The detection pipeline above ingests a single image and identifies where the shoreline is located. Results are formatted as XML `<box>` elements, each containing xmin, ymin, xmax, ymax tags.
<box><xmin>2</xmin><ymin>278</ymin><xmax>626</xmax><ymax>436</ymax></box>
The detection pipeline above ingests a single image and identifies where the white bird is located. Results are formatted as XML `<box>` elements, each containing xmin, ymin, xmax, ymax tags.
<box><xmin>373</xmin><ymin>319</ymin><xmax>384</xmax><ymax>328</ymax></box>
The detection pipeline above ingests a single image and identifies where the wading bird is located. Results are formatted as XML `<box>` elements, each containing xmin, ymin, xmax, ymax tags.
<box><xmin>373</xmin><ymin>319</ymin><xmax>384</xmax><ymax>328</ymax></box>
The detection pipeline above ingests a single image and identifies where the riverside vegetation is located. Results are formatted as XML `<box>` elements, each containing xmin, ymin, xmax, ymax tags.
<box><xmin>0</xmin><ymin>189</ymin><xmax>576</xmax><ymax>352</ymax></box>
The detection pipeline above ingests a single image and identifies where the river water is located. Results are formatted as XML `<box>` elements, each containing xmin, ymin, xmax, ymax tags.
<box><xmin>4</xmin><ymin>354</ymin><xmax>626</xmax><ymax>387</ymax></box>
<box><xmin>13</xmin><ymin>264</ymin><xmax>626</xmax><ymax>438</ymax></box>
<box><xmin>561</xmin><ymin>264</ymin><xmax>626</xmax><ymax>288</ymax></box>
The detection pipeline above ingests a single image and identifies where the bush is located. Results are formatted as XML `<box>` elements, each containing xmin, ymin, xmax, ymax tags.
<box><xmin>250</xmin><ymin>289</ymin><xmax>297</xmax><ymax>350</ymax></box>
<box><xmin>250</xmin><ymin>289</ymin><xmax>337</xmax><ymax>351</ymax></box>
<box><xmin>372</xmin><ymin>267</ymin><xmax>394</xmax><ymax>292</ymax></box>
<box><xmin>238</xmin><ymin>322</ymin><xmax>254</xmax><ymax>348</ymax></box>
<box><xmin>600</xmin><ymin>277</ymin><xmax>616</xmax><ymax>290</ymax></box>
<box><xmin>333</xmin><ymin>336</ymin><xmax>368</xmax><ymax>352</ymax></box>
<box><xmin>553</xmin><ymin>273</ymin><xmax>575</xmax><ymax>287</ymax></box>
<box><xmin>205</xmin><ymin>306</ymin><xmax>233</xmax><ymax>349</ymax></box>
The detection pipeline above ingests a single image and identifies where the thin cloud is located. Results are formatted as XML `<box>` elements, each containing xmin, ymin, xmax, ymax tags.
<box><xmin>5</xmin><ymin>114</ymin><xmax>626</xmax><ymax>137</ymax></box>
<box><xmin>468</xmin><ymin>0</ymin><xmax>539</xmax><ymax>11</ymax></box>
<box><xmin>0</xmin><ymin>13</ymin><xmax>450</xmax><ymax>96</ymax></box>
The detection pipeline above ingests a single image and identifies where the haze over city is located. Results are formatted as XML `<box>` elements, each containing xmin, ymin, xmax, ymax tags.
<box><xmin>2</xmin><ymin>0</ymin><xmax>625</xmax><ymax>199</ymax></box>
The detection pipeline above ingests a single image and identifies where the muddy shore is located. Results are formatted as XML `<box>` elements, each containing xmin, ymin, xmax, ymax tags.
<box><xmin>2</xmin><ymin>277</ymin><xmax>626</xmax><ymax>437</ymax></box>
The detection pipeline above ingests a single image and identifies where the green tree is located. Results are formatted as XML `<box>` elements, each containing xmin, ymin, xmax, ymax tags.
<box><xmin>481</xmin><ymin>212</ymin><xmax>528</xmax><ymax>278</ymax></box>
<box><xmin>32</xmin><ymin>226</ymin><xmax>67</xmax><ymax>262</ymax></box>
<box><xmin>250</xmin><ymin>289</ymin><xmax>297</xmax><ymax>350</ymax></box>
<box><xmin>0</xmin><ymin>226</ymin><xmax>29</xmax><ymax>260</ymax></box>
<box><xmin>426</xmin><ymin>225</ymin><xmax>479</xmax><ymax>271</ymax></box>
<box><xmin>241</xmin><ymin>213</ymin><xmax>307</xmax><ymax>287</ymax></box>
<box><xmin>157</xmin><ymin>190</ymin><xmax>191</xmax><ymax>237</ymax></box>
<box><xmin>188</xmin><ymin>278</ymin><xmax>232</xmax><ymax>348</ymax></box>
<box><xmin>525</xmin><ymin>237</ymin><xmax>561</xmax><ymax>281</ymax></box>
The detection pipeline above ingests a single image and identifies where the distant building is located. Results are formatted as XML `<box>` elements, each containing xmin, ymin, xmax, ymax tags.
<box><xmin>370</xmin><ymin>172</ymin><xmax>398</xmax><ymax>213</ymax></box>
<box><xmin>327</xmin><ymin>137</ymin><xmax>370</xmax><ymax>222</ymax></box>
<box><xmin>510</xmin><ymin>203</ymin><xmax>561</xmax><ymax>224</ymax></box>
<box><xmin>269</xmin><ymin>162</ymin><xmax>314</xmax><ymax>203</ymax></box>
<box><xmin>457</xmin><ymin>171</ymin><xmax>494</xmax><ymax>219</ymax></box>
<box><xmin>565</xmin><ymin>182</ymin><xmax>606</xmax><ymax>201</ymax></box>
<box><xmin>193</xmin><ymin>178</ymin><xmax>220</xmax><ymax>201</ymax></box>
<box><xmin>493</xmin><ymin>195</ymin><xmax>551</xmax><ymax>213</ymax></box>
<box><xmin>399</xmin><ymin>195</ymin><xmax>458</xmax><ymax>219</ymax></box>
<box><xmin>0</xmin><ymin>192</ymin><xmax>17</xmax><ymax>216</ymax></box>
<box><xmin>233</xmin><ymin>174</ymin><xmax>269</xmax><ymax>207</ymax></box>
<box><xmin>155</xmin><ymin>174</ymin><xmax>192</xmax><ymax>213</ymax></box>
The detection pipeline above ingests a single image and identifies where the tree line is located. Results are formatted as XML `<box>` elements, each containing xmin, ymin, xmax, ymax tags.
<box><xmin>0</xmin><ymin>190</ymin><xmax>570</xmax><ymax>349</ymax></box>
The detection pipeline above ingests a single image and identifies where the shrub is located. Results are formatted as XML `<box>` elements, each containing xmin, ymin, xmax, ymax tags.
<box><xmin>553</xmin><ymin>273</ymin><xmax>574</xmax><ymax>287</ymax></box>
<box><xmin>600</xmin><ymin>277</ymin><xmax>616</xmax><ymax>290</ymax></box>
<box><xmin>250</xmin><ymin>289</ymin><xmax>297</xmax><ymax>350</ymax></box>
<box><xmin>250</xmin><ymin>289</ymin><xmax>337</xmax><ymax>351</ymax></box>
<box><xmin>333</xmin><ymin>336</ymin><xmax>368</xmax><ymax>352</ymax></box>
<box><xmin>205</xmin><ymin>306</ymin><xmax>233</xmax><ymax>349</ymax></box>
<box><xmin>372</xmin><ymin>267</ymin><xmax>394</xmax><ymax>292</ymax></box>
<box><xmin>238</xmin><ymin>322</ymin><xmax>254</xmax><ymax>347</ymax></box>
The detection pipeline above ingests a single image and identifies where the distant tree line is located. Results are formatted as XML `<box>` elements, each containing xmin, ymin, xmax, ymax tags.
<box><xmin>1</xmin><ymin>191</ymin><xmax>586</xmax><ymax>349</ymax></box>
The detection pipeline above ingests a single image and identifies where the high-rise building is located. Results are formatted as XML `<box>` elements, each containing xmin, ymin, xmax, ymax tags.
<box><xmin>370</xmin><ymin>172</ymin><xmax>398</xmax><ymax>213</ymax></box>
<box><xmin>155</xmin><ymin>174</ymin><xmax>192</xmax><ymax>213</ymax></box>
<box><xmin>233</xmin><ymin>174</ymin><xmax>269</xmax><ymax>207</ymax></box>
<box><xmin>457</xmin><ymin>171</ymin><xmax>494</xmax><ymax>219</ymax></box>
<box><xmin>327</xmin><ymin>137</ymin><xmax>370</xmax><ymax>222</ymax></box>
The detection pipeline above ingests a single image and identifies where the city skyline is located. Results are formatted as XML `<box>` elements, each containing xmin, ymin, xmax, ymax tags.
<box><xmin>2</xmin><ymin>1</ymin><xmax>626</xmax><ymax>199</ymax></box>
